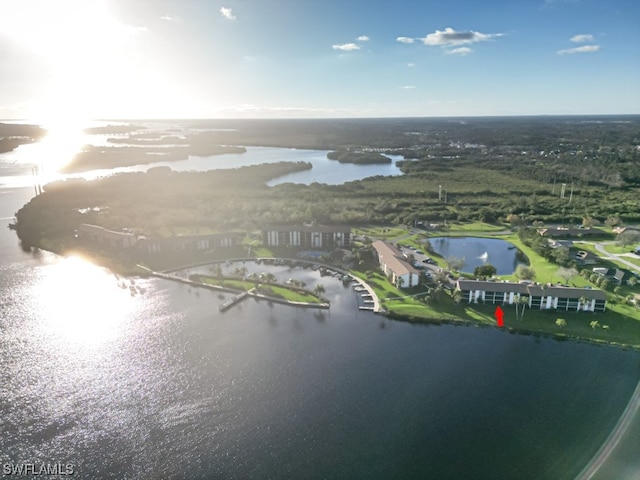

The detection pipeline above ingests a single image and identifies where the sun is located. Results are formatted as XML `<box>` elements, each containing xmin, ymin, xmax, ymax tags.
<box><xmin>0</xmin><ymin>0</ymin><xmax>144</xmax><ymax>120</ymax></box>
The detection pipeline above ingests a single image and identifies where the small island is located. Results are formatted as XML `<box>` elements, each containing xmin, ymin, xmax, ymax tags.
<box><xmin>327</xmin><ymin>149</ymin><xmax>392</xmax><ymax>164</ymax></box>
<box><xmin>0</xmin><ymin>122</ymin><xmax>46</xmax><ymax>153</ymax></box>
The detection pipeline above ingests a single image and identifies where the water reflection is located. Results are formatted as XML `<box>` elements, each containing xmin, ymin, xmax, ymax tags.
<box><xmin>32</xmin><ymin>256</ymin><xmax>134</xmax><ymax>348</ymax></box>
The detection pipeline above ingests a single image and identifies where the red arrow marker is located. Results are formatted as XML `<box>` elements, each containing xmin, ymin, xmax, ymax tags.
<box><xmin>495</xmin><ymin>306</ymin><xmax>504</xmax><ymax>327</ymax></box>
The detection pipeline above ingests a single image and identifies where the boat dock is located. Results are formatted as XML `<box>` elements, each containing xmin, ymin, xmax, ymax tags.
<box><xmin>219</xmin><ymin>290</ymin><xmax>251</xmax><ymax>312</ymax></box>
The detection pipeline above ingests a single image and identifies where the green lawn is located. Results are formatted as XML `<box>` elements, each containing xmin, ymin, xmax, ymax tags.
<box><xmin>194</xmin><ymin>275</ymin><xmax>323</xmax><ymax>304</ymax></box>
<box><xmin>259</xmin><ymin>284</ymin><xmax>324</xmax><ymax>304</ymax></box>
<box><xmin>442</xmin><ymin>221</ymin><xmax>510</xmax><ymax>234</ymax></box>
<box><xmin>602</xmin><ymin>243</ymin><xmax>634</xmax><ymax>255</ymax></box>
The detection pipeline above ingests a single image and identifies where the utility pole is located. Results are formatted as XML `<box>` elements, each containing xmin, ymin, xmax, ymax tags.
<box><xmin>560</xmin><ymin>183</ymin><xmax>566</xmax><ymax>199</ymax></box>
<box><xmin>439</xmin><ymin>185</ymin><xmax>442</xmax><ymax>202</ymax></box>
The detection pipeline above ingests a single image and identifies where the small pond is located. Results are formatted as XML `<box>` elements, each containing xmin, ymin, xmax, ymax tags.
<box><xmin>429</xmin><ymin>236</ymin><xmax>528</xmax><ymax>275</ymax></box>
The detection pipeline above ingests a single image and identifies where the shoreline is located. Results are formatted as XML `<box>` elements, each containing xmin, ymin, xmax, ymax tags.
<box><xmin>63</xmin><ymin>249</ymin><xmax>640</xmax><ymax>351</ymax></box>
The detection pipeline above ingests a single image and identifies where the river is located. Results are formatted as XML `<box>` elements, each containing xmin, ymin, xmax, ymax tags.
<box><xmin>1</xmin><ymin>123</ymin><xmax>640</xmax><ymax>479</ymax></box>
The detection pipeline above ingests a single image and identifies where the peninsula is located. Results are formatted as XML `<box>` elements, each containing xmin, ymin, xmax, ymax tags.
<box><xmin>9</xmin><ymin>116</ymin><xmax>640</xmax><ymax>348</ymax></box>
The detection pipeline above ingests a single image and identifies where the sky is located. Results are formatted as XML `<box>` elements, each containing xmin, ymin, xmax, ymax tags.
<box><xmin>0</xmin><ymin>0</ymin><xmax>638</xmax><ymax>120</ymax></box>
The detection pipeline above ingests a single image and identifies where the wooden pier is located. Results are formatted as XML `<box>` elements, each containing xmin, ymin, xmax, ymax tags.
<box><xmin>219</xmin><ymin>290</ymin><xmax>251</xmax><ymax>312</ymax></box>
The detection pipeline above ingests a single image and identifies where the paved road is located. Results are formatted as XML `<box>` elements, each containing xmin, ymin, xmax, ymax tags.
<box><xmin>585</xmin><ymin>241</ymin><xmax>640</xmax><ymax>273</ymax></box>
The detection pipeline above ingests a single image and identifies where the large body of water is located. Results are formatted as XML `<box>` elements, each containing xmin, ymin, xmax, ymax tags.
<box><xmin>1</xmin><ymin>124</ymin><xmax>640</xmax><ymax>479</ymax></box>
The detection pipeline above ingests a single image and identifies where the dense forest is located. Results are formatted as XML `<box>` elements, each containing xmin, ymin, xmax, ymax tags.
<box><xmin>11</xmin><ymin>116</ymin><xmax>640</xmax><ymax>253</ymax></box>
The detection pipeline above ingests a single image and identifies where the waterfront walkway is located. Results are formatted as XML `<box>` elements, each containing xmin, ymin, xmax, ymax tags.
<box><xmin>137</xmin><ymin>264</ymin><xmax>330</xmax><ymax>311</ymax></box>
<box><xmin>138</xmin><ymin>259</ymin><xmax>381</xmax><ymax>313</ymax></box>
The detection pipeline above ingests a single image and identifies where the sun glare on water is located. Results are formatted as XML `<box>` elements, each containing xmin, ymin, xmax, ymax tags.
<box><xmin>34</xmin><ymin>256</ymin><xmax>136</xmax><ymax>349</ymax></box>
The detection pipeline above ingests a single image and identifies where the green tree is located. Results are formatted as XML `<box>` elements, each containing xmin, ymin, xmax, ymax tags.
<box><xmin>605</xmin><ymin>215</ymin><xmax>622</xmax><ymax>228</ymax></box>
<box><xmin>556</xmin><ymin>318</ymin><xmax>567</xmax><ymax>328</ymax></box>
<box><xmin>506</xmin><ymin>214</ymin><xmax>524</xmax><ymax>228</ymax></box>
<box><xmin>445</xmin><ymin>256</ymin><xmax>465</xmax><ymax>272</ymax></box>
<box><xmin>313</xmin><ymin>284</ymin><xmax>326</xmax><ymax>297</ymax></box>
<box><xmin>582</xmin><ymin>216</ymin><xmax>595</xmax><ymax>228</ymax></box>
<box><xmin>618</xmin><ymin>231</ymin><xmax>640</xmax><ymax>247</ymax></box>
<box><xmin>515</xmin><ymin>264</ymin><xmax>536</xmax><ymax>281</ymax></box>
<box><xmin>474</xmin><ymin>263</ymin><xmax>497</xmax><ymax>279</ymax></box>
<box><xmin>557</xmin><ymin>267</ymin><xmax>578</xmax><ymax>284</ymax></box>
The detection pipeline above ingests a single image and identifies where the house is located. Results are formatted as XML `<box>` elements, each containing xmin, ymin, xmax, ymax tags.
<box><xmin>372</xmin><ymin>240</ymin><xmax>420</xmax><ymax>288</ymax></box>
<box><xmin>593</xmin><ymin>268</ymin><xmax>627</xmax><ymax>285</ymax></box>
<box><xmin>137</xmin><ymin>232</ymin><xmax>242</xmax><ymax>254</ymax></box>
<box><xmin>613</xmin><ymin>226</ymin><xmax>640</xmax><ymax>235</ymax></box>
<box><xmin>262</xmin><ymin>224</ymin><xmax>351</xmax><ymax>249</ymax></box>
<box><xmin>456</xmin><ymin>279</ymin><xmax>606</xmax><ymax>312</ymax></box>
<box><xmin>77</xmin><ymin>224</ymin><xmax>138</xmax><ymax>249</ymax></box>
<box><xmin>548</xmin><ymin>239</ymin><xmax>573</xmax><ymax>249</ymax></box>
<box><xmin>538</xmin><ymin>227</ymin><xmax>601</xmax><ymax>238</ymax></box>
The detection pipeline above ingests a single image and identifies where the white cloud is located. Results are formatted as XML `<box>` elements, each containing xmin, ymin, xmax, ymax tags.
<box><xmin>332</xmin><ymin>43</ymin><xmax>360</xmax><ymax>51</ymax></box>
<box><xmin>420</xmin><ymin>27</ymin><xmax>502</xmax><ymax>47</ymax></box>
<box><xmin>220</xmin><ymin>7</ymin><xmax>236</xmax><ymax>20</ymax></box>
<box><xmin>570</xmin><ymin>33</ymin><xmax>594</xmax><ymax>43</ymax></box>
<box><xmin>445</xmin><ymin>47</ymin><xmax>473</xmax><ymax>56</ymax></box>
<box><xmin>160</xmin><ymin>15</ymin><xmax>178</xmax><ymax>22</ymax></box>
<box><xmin>396</xmin><ymin>36</ymin><xmax>415</xmax><ymax>44</ymax></box>
<box><xmin>407</xmin><ymin>63</ymin><xmax>415</xmax><ymax>67</ymax></box>
<box><xmin>357</xmin><ymin>35</ymin><xmax>370</xmax><ymax>42</ymax></box>
<box><xmin>402</xmin><ymin>85</ymin><xmax>416</xmax><ymax>89</ymax></box>
<box><xmin>557</xmin><ymin>44</ymin><xmax>600</xmax><ymax>55</ymax></box>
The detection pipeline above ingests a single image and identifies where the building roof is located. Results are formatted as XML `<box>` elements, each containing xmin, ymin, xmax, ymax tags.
<box><xmin>457</xmin><ymin>279</ymin><xmax>528</xmax><ymax>294</ymax></box>
<box><xmin>264</xmin><ymin>224</ymin><xmax>351</xmax><ymax>233</ymax></box>
<box><xmin>372</xmin><ymin>240</ymin><xmax>419</xmax><ymax>277</ymax></box>
<box><xmin>613</xmin><ymin>226</ymin><xmax>640</xmax><ymax>235</ymax></box>
<box><xmin>79</xmin><ymin>223</ymin><xmax>135</xmax><ymax>240</ymax></box>
<box><xmin>538</xmin><ymin>227</ymin><xmax>601</xmax><ymax>237</ymax></box>
<box><xmin>456</xmin><ymin>279</ymin><xmax>606</xmax><ymax>300</ymax></box>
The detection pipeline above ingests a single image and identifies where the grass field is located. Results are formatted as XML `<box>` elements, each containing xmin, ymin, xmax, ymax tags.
<box><xmin>602</xmin><ymin>243</ymin><xmax>634</xmax><ymax>254</ymax></box>
<box><xmin>195</xmin><ymin>275</ymin><xmax>323</xmax><ymax>304</ymax></box>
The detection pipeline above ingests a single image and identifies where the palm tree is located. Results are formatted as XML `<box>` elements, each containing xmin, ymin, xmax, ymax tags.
<box><xmin>313</xmin><ymin>284</ymin><xmax>326</xmax><ymax>297</ymax></box>
<box><xmin>519</xmin><ymin>296</ymin><xmax>529</xmax><ymax>320</ymax></box>
<box><xmin>452</xmin><ymin>288</ymin><xmax>463</xmax><ymax>305</ymax></box>
<box><xmin>579</xmin><ymin>295</ymin><xmax>589</xmax><ymax>312</ymax></box>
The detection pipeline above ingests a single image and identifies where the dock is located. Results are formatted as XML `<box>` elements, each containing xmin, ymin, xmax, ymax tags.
<box><xmin>219</xmin><ymin>290</ymin><xmax>251</xmax><ymax>312</ymax></box>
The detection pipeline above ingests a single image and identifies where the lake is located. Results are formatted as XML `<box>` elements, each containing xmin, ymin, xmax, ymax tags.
<box><xmin>0</xmin><ymin>121</ymin><xmax>404</xmax><ymax>188</ymax></box>
<box><xmin>430</xmin><ymin>236</ymin><xmax>527</xmax><ymax>275</ymax></box>
<box><xmin>1</xmin><ymin>127</ymin><xmax>640</xmax><ymax>479</ymax></box>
